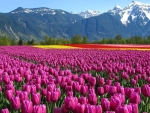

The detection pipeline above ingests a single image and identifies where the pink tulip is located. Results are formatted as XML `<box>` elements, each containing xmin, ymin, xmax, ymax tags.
<box><xmin>41</xmin><ymin>88</ymin><xmax>47</xmax><ymax>96</ymax></box>
<box><xmin>51</xmin><ymin>91</ymin><xmax>60</xmax><ymax>102</ymax></box>
<box><xmin>11</xmin><ymin>96</ymin><xmax>21</xmax><ymax>110</ymax></box>
<box><xmin>5</xmin><ymin>90</ymin><xmax>13</xmax><ymax>100</ymax></box>
<box><xmin>84</xmin><ymin>105</ymin><xmax>96</xmax><ymax>113</ymax></box>
<box><xmin>98</xmin><ymin>77</ymin><xmax>105</xmax><ymax>86</ymax></box>
<box><xmin>22</xmin><ymin>85</ymin><xmax>31</xmax><ymax>94</ymax></box>
<box><xmin>101</xmin><ymin>98</ymin><xmax>110</xmax><ymax>111</ymax></box>
<box><xmin>75</xmin><ymin>104</ymin><xmax>85</xmax><ymax>113</ymax></box>
<box><xmin>78</xmin><ymin>96</ymin><xmax>87</xmax><ymax>104</ymax></box>
<box><xmin>22</xmin><ymin>100</ymin><xmax>33</xmax><ymax>113</ymax></box>
<box><xmin>80</xmin><ymin>85</ymin><xmax>88</xmax><ymax>95</ymax></box>
<box><xmin>64</xmin><ymin>96</ymin><xmax>77</xmax><ymax>111</ymax></box>
<box><xmin>95</xmin><ymin>105</ymin><xmax>102</xmax><ymax>113</ymax></box>
<box><xmin>141</xmin><ymin>84</ymin><xmax>150</xmax><ymax>97</ymax></box>
<box><xmin>1</xmin><ymin>108</ymin><xmax>10</xmax><ymax>113</ymax></box>
<box><xmin>108</xmin><ymin>86</ymin><xmax>117</xmax><ymax>95</ymax></box>
<box><xmin>130</xmin><ymin>92</ymin><xmax>141</xmax><ymax>104</ymax></box>
<box><xmin>88</xmin><ymin>93</ymin><xmax>97</xmax><ymax>105</ymax></box>
<box><xmin>97</xmin><ymin>87</ymin><xmax>105</xmax><ymax>95</ymax></box>
<box><xmin>110</xmin><ymin>95</ymin><xmax>121</xmax><ymax>111</ymax></box>
<box><xmin>31</xmin><ymin>92</ymin><xmax>41</xmax><ymax>105</ymax></box>
<box><xmin>19</xmin><ymin>91</ymin><xmax>29</xmax><ymax>102</ymax></box>
<box><xmin>46</xmin><ymin>91</ymin><xmax>51</xmax><ymax>102</ymax></box>
<box><xmin>33</xmin><ymin>104</ymin><xmax>46</xmax><ymax>113</ymax></box>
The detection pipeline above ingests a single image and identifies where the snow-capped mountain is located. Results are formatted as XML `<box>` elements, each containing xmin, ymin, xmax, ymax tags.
<box><xmin>11</xmin><ymin>7</ymin><xmax>66</xmax><ymax>15</ymax></box>
<box><xmin>108</xmin><ymin>1</ymin><xmax>150</xmax><ymax>26</ymax></box>
<box><xmin>78</xmin><ymin>10</ymin><xmax>100</xmax><ymax>18</ymax></box>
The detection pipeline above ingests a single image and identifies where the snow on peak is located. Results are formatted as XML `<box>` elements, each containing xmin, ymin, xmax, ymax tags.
<box><xmin>78</xmin><ymin>10</ymin><xmax>100</xmax><ymax>18</ymax></box>
<box><xmin>108</xmin><ymin>1</ymin><xmax>150</xmax><ymax>25</ymax></box>
<box><xmin>10</xmin><ymin>7</ymin><xmax>66</xmax><ymax>15</ymax></box>
<box><xmin>114</xmin><ymin>5</ymin><xmax>122</xmax><ymax>10</ymax></box>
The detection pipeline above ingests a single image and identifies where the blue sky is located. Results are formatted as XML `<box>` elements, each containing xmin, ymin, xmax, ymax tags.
<box><xmin>1</xmin><ymin>0</ymin><xmax>150</xmax><ymax>13</ymax></box>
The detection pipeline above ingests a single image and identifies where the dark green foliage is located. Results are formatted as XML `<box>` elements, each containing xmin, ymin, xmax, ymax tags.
<box><xmin>27</xmin><ymin>39</ymin><xmax>34</xmax><ymax>45</ymax></box>
<box><xmin>92</xmin><ymin>35</ymin><xmax>150</xmax><ymax>44</ymax></box>
<box><xmin>83</xmin><ymin>36</ymin><xmax>89</xmax><ymax>44</ymax></box>
<box><xmin>18</xmin><ymin>39</ymin><xmax>23</xmax><ymax>45</ymax></box>
<box><xmin>0</xmin><ymin>36</ymin><xmax>11</xmax><ymax>46</ymax></box>
<box><xmin>71</xmin><ymin>35</ymin><xmax>83</xmax><ymax>44</ymax></box>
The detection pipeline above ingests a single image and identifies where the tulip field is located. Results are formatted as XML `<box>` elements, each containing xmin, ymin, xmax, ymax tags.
<box><xmin>0</xmin><ymin>44</ymin><xmax>150</xmax><ymax>113</ymax></box>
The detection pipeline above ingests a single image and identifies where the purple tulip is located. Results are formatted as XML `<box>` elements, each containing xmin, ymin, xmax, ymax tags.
<box><xmin>84</xmin><ymin>105</ymin><xmax>96</xmax><ymax>113</ymax></box>
<box><xmin>22</xmin><ymin>100</ymin><xmax>33</xmax><ymax>113</ymax></box>
<box><xmin>117</xmin><ymin>86</ymin><xmax>125</xmax><ymax>95</ymax></box>
<box><xmin>134</xmin><ymin>87</ymin><xmax>141</xmax><ymax>94</ymax></box>
<box><xmin>36</xmin><ymin>77</ymin><xmax>41</xmax><ymax>84</ymax></box>
<box><xmin>78</xmin><ymin>96</ymin><xmax>87</xmax><ymax>104</ymax></box>
<box><xmin>35</xmin><ymin>84</ymin><xmax>41</xmax><ymax>90</ymax></box>
<box><xmin>97</xmin><ymin>87</ymin><xmax>105</xmax><ymax>95</ymax></box>
<box><xmin>64</xmin><ymin>96</ymin><xmax>78</xmax><ymax>111</ymax></box>
<box><xmin>33</xmin><ymin>104</ymin><xmax>46</xmax><ymax>113</ymax></box>
<box><xmin>11</xmin><ymin>96</ymin><xmax>21</xmax><ymax>110</ymax></box>
<box><xmin>31</xmin><ymin>92</ymin><xmax>41</xmax><ymax>105</ymax></box>
<box><xmin>31</xmin><ymin>85</ymin><xmax>37</xmax><ymax>94</ymax></box>
<box><xmin>141</xmin><ymin>84</ymin><xmax>150</xmax><ymax>97</ymax></box>
<box><xmin>98</xmin><ymin>77</ymin><xmax>105</xmax><ymax>86</ymax></box>
<box><xmin>88</xmin><ymin>93</ymin><xmax>97</xmax><ymax>105</ymax></box>
<box><xmin>5</xmin><ymin>85</ymin><xmax>15</xmax><ymax>94</ymax></box>
<box><xmin>78</xmin><ymin>77</ymin><xmax>85</xmax><ymax>85</ymax></box>
<box><xmin>47</xmin><ymin>84</ymin><xmax>56</xmax><ymax>92</ymax></box>
<box><xmin>125</xmin><ymin>88</ymin><xmax>135</xmax><ymax>98</ymax></box>
<box><xmin>22</xmin><ymin>85</ymin><xmax>31</xmax><ymax>94</ymax></box>
<box><xmin>80</xmin><ymin>85</ymin><xmax>88</xmax><ymax>95</ymax></box>
<box><xmin>67</xmin><ymin>91</ymin><xmax>74</xmax><ymax>97</ymax></box>
<box><xmin>108</xmin><ymin>86</ymin><xmax>117</xmax><ymax>95</ymax></box>
<box><xmin>104</xmin><ymin>85</ymin><xmax>110</xmax><ymax>93</ymax></box>
<box><xmin>51</xmin><ymin>91</ymin><xmax>60</xmax><ymax>102</ymax></box>
<box><xmin>106</xmin><ymin>111</ymin><xmax>116</xmax><ymax>113</ymax></box>
<box><xmin>46</xmin><ymin>91</ymin><xmax>51</xmax><ymax>102</ymax></box>
<box><xmin>130</xmin><ymin>104</ymin><xmax>138</xmax><ymax>113</ymax></box>
<box><xmin>114</xmin><ymin>82</ymin><xmax>120</xmax><ymax>87</ymax></box>
<box><xmin>41</xmin><ymin>88</ymin><xmax>47</xmax><ymax>96</ymax></box>
<box><xmin>25</xmin><ymin>74</ymin><xmax>32</xmax><ymax>82</ymax></box>
<box><xmin>1</xmin><ymin>108</ymin><xmax>10</xmax><ymax>113</ymax></box>
<box><xmin>106</xmin><ymin>79</ymin><xmax>112</xmax><ymax>86</ymax></box>
<box><xmin>95</xmin><ymin>105</ymin><xmax>102</xmax><ymax>113</ymax></box>
<box><xmin>75</xmin><ymin>104</ymin><xmax>85</xmax><ymax>113</ymax></box>
<box><xmin>101</xmin><ymin>98</ymin><xmax>110</xmax><ymax>111</ymax></box>
<box><xmin>115</xmin><ymin>105</ymin><xmax>129</xmax><ymax>113</ymax></box>
<box><xmin>16</xmin><ymin>90</ymin><xmax>22</xmax><ymax>97</ymax></box>
<box><xmin>19</xmin><ymin>91</ymin><xmax>29</xmax><ymax>102</ymax></box>
<box><xmin>110</xmin><ymin>95</ymin><xmax>121</xmax><ymax>111</ymax></box>
<box><xmin>131</xmin><ymin>79</ymin><xmax>137</xmax><ymax>86</ymax></box>
<box><xmin>88</xmin><ymin>76</ymin><xmax>96</xmax><ymax>86</ymax></box>
<box><xmin>114</xmin><ymin>93</ymin><xmax>125</xmax><ymax>104</ymax></box>
<box><xmin>65</xmin><ymin>86</ymin><xmax>72</xmax><ymax>92</ymax></box>
<box><xmin>5</xmin><ymin>90</ymin><xmax>13</xmax><ymax>100</ymax></box>
<box><xmin>130</xmin><ymin>92</ymin><xmax>141</xmax><ymax>104</ymax></box>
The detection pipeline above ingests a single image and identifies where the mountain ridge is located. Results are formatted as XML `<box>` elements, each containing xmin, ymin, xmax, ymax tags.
<box><xmin>1</xmin><ymin>1</ymin><xmax>150</xmax><ymax>41</ymax></box>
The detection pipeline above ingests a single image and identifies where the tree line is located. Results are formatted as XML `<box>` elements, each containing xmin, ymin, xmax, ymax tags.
<box><xmin>93</xmin><ymin>35</ymin><xmax>150</xmax><ymax>44</ymax></box>
<box><xmin>1</xmin><ymin>35</ymin><xmax>150</xmax><ymax>46</ymax></box>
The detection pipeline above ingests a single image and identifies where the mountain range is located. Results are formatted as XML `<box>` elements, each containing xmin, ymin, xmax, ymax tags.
<box><xmin>0</xmin><ymin>1</ymin><xmax>150</xmax><ymax>41</ymax></box>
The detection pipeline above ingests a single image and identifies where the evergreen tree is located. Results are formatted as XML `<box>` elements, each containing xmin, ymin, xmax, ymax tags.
<box><xmin>83</xmin><ymin>36</ymin><xmax>89</xmax><ymax>44</ymax></box>
<box><xmin>18</xmin><ymin>39</ymin><xmax>23</xmax><ymax>45</ymax></box>
<box><xmin>71</xmin><ymin>35</ymin><xmax>83</xmax><ymax>44</ymax></box>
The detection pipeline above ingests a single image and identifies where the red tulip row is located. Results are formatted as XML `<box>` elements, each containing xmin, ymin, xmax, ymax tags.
<box><xmin>0</xmin><ymin>46</ymin><xmax>149</xmax><ymax>113</ymax></box>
